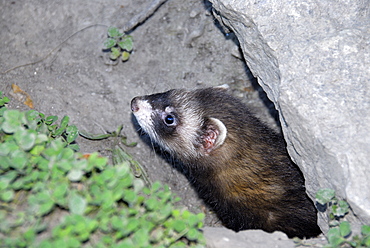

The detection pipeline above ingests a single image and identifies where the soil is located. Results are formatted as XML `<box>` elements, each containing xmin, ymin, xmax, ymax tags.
<box><xmin>0</xmin><ymin>0</ymin><xmax>313</xmax><ymax>246</ymax></box>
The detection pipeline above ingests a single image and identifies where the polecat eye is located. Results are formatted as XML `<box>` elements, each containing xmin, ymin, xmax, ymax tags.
<box><xmin>164</xmin><ymin>114</ymin><xmax>176</xmax><ymax>126</ymax></box>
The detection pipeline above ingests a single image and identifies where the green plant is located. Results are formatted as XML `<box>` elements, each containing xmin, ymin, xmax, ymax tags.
<box><xmin>315</xmin><ymin>189</ymin><xmax>370</xmax><ymax>248</ymax></box>
<box><xmin>0</xmin><ymin>92</ymin><xmax>205</xmax><ymax>247</ymax></box>
<box><xmin>0</xmin><ymin>92</ymin><xmax>9</xmax><ymax>108</ymax></box>
<box><xmin>79</xmin><ymin>126</ymin><xmax>151</xmax><ymax>186</ymax></box>
<box><xmin>104</xmin><ymin>27</ymin><xmax>133</xmax><ymax>62</ymax></box>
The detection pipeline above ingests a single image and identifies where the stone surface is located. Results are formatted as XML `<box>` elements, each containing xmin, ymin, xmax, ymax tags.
<box><xmin>210</xmin><ymin>0</ymin><xmax>370</xmax><ymax>232</ymax></box>
<box><xmin>203</xmin><ymin>227</ymin><xmax>295</xmax><ymax>248</ymax></box>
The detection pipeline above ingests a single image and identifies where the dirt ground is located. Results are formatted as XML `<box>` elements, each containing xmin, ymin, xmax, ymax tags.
<box><xmin>0</xmin><ymin>0</ymin><xmax>292</xmax><ymax>245</ymax></box>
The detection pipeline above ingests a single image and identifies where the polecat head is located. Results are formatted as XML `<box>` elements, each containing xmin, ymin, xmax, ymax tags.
<box><xmin>131</xmin><ymin>87</ymin><xmax>228</xmax><ymax>161</ymax></box>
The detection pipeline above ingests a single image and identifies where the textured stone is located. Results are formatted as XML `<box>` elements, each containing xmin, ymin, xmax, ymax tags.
<box><xmin>210</xmin><ymin>0</ymin><xmax>370</xmax><ymax>232</ymax></box>
<box><xmin>203</xmin><ymin>227</ymin><xmax>295</xmax><ymax>248</ymax></box>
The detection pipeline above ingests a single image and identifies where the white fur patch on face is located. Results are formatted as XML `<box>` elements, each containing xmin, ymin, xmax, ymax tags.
<box><xmin>132</xmin><ymin>99</ymin><xmax>172</xmax><ymax>152</ymax></box>
<box><xmin>132</xmin><ymin>99</ymin><xmax>156</xmax><ymax>138</ymax></box>
<box><xmin>165</xmin><ymin>106</ymin><xmax>175</xmax><ymax>113</ymax></box>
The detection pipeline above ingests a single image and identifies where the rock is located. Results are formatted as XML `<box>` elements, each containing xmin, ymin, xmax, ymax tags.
<box><xmin>209</xmin><ymin>0</ymin><xmax>370</xmax><ymax>233</ymax></box>
<box><xmin>203</xmin><ymin>227</ymin><xmax>295</xmax><ymax>248</ymax></box>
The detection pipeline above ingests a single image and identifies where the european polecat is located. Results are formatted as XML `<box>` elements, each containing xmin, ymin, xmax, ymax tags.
<box><xmin>131</xmin><ymin>86</ymin><xmax>321</xmax><ymax>238</ymax></box>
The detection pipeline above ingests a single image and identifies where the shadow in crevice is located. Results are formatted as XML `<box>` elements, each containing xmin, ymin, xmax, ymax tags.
<box><xmin>202</xmin><ymin>0</ymin><xmax>281</xmax><ymax>129</ymax></box>
<box><xmin>250</xmin><ymin>76</ymin><xmax>282</xmax><ymax>127</ymax></box>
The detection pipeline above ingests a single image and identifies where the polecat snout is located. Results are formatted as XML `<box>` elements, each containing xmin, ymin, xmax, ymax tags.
<box><xmin>131</xmin><ymin>86</ymin><xmax>321</xmax><ymax>238</ymax></box>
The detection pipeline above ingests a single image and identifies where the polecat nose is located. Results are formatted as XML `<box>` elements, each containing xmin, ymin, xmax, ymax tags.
<box><xmin>131</xmin><ymin>97</ymin><xmax>140</xmax><ymax>112</ymax></box>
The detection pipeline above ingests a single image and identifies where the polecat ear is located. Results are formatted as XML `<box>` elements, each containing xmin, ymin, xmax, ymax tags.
<box><xmin>202</xmin><ymin>117</ymin><xmax>227</xmax><ymax>155</ymax></box>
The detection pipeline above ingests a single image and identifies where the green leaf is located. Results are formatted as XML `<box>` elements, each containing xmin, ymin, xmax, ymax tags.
<box><xmin>107</xmin><ymin>27</ymin><xmax>123</xmax><ymax>38</ymax></box>
<box><xmin>11</xmin><ymin>178</ymin><xmax>26</xmax><ymax>190</ymax></box>
<box><xmin>186</xmin><ymin>228</ymin><xmax>201</xmax><ymax>241</ymax></box>
<box><xmin>10</xmin><ymin>150</ymin><xmax>28</xmax><ymax>170</ymax></box>
<box><xmin>3</xmin><ymin>109</ymin><xmax>21</xmax><ymax>121</ymax></box>
<box><xmin>52</xmin><ymin>182</ymin><xmax>68</xmax><ymax>199</ymax></box>
<box><xmin>316</xmin><ymin>188</ymin><xmax>335</xmax><ymax>205</ymax></box>
<box><xmin>126</xmin><ymin>218</ymin><xmax>139</xmax><ymax>232</ymax></box>
<box><xmin>115</xmin><ymin>162</ymin><xmax>131</xmax><ymax>178</ymax></box>
<box><xmin>68</xmin><ymin>192</ymin><xmax>86</xmax><ymax>215</ymax></box>
<box><xmin>182</xmin><ymin>210</ymin><xmax>191</xmax><ymax>219</ymax></box>
<box><xmin>60</xmin><ymin>147</ymin><xmax>74</xmax><ymax>160</ymax></box>
<box><xmin>48</xmin><ymin>124</ymin><xmax>57</xmax><ymax>133</ymax></box>
<box><xmin>155</xmin><ymin>204</ymin><xmax>172</xmax><ymax>222</ymax></box>
<box><xmin>101</xmin><ymin>169</ymin><xmax>115</xmax><ymax>181</ymax></box>
<box><xmin>172</xmin><ymin>209</ymin><xmax>181</xmax><ymax>218</ymax></box>
<box><xmin>145</xmin><ymin>197</ymin><xmax>158</xmax><ymax>211</ymax></box>
<box><xmin>133</xmin><ymin>179</ymin><xmax>145</xmax><ymax>193</ymax></box>
<box><xmin>74</xmin><ymin>220</ymin><xmax>87</xmax><ymax>234</ymax></box>
<box><xmin>68</xmin><ymin>144</ymin><xmax>80</xmax><ymax>152</ymax></box>
<box><xmin>38</xmin><ymin>112</ymin><xmax>45</xmax><ymax>119</ymax></box>
<box><xmin>35</xmin><ymin>133</ymin><xmax>48</xmax><ymax>145</ymax></box>
<box><xmin>66</xmin><ymin>125</ymin><xmax>79</xmax><ymax>144</ymax></box>
<box><xmin>53</xmin><ymin>127</ymin><xmax>66</xmax><ymax>137</ymax></box>
<box><xmin>67</xmin><ymin>169</ymin><xmax>83</xmax><ymax>182</ymax></box>
<box><xmin>339</xmin><ymin>221</ymin><xmax>351</xmax><ymax>237</ymax></box>
<box><xmin>23</xmin><ymin>228</ymin><xmax>36</xmax><ymax>243</ymax></box>
<box><xmin>45</xmin><ymin>115</ymin><xmax>58</xmax><ymax>125</ymax></box>
<box><xmin>0</xmin><ymin>181</ymin><xmax>8</xmax><ymax>191</ymax></box>
<box><xmin>52</xmin><ymin>116</ymin><xmax>69</xmax><ymax>137</ymax></box>
<box><xmin>362</xmin><ymin>225</ymin><xmax>370</xmax><ymax>235</ymax></box>
<box><xmin>14</xmin><ymin>128</ymin><xmax>36</xmax><ymax>151</ymax></box>
<box><xmin>327</xmin><ymin>227</ymin><xmax>345</xmax><ymax>246</ymax></box>
<box><xmin>1</xmin><ymin>171</ymin><xmax>18</xmax><ymax>188</ymax></box>
<box><xmin>132</xmin><ymin>228</ymin><xmax>149</xmax><ymax>247</ymax></box>
<box><xmin>0</xmin><ymin>189</ymin><xmax>14</xmax><ymax>202</ymax></box>
<box><xmin>29</xmin><ymin>191</ymin><xmax>55</xmax><ymax>216</ymax></box>
<box><xmin>0</xmin><ymin>142</ymin><xmax>13</xmax><ymax>156</ymax></box>
<box><xmin>60</xmin><ymin>116</ymin><xmax>70</xmax><ymax>128</ymax></box>
<box><xmin>118</xmin><ymin>36</ymin><xmax>133</xmax><ymax>51</ymax></box>
<box><xmin>117</xmin><ymin>239</ymin><xmax>134</xmax><ymax>248</ymax></box>
<box><xmin>99</xmin><ymin>218</ymin><xmax>111</xmax><ymax>233</ymax></box>
<box><xmin>333</xmin><ymin>200</ymin><xmax>349</xmax><ymax>217</ymax></box>
<box><xmin>123</xmin><ymin>189</ymin><xmax>137</xmax><ymax>205</ymax></box>
<box><xmin>172</xmin><ymin>220</ymin><xmax>187</xmax><ymax>233</ymax></box>
<box><xmin>0</xmin><ymin>158</ymin><xmax>10</xmax><ymax>170</ymax></box>
<box><xmin>104</xmin><ymin>38</ymin><xmax>117</xmax><ymax>49</ymax></box>
<box><xmin>39</xmin><ymin>201</ymin><xmax>55</xmax><ymax>216</ymax></box>
<box><xmin>87</xmin><ymin>153</ymin><xmax>107</xmax><ymax>170</ymax></box>
<box><xmin>0</xmin><ymin>92</ymin><xmax>10</xmax><ymax>106</ymax></box>
<box><xmin>151</xmin><ymin>181</ymin><xmax>162</xmax><ymax>192</ymax></box>
<box><xmin>197</xmin><ymin>213</ymin><xmax>205</xmax><ymax>228</ymax></box>
<box><xmin>111</xmin><ymin>216</ymin><xmax>124</xmax><ymax>230</ymax></box>
<box><xmin>87</xmin><ymin>219</ymin><xmax>98</xmax><ymax>232</ymax></box>
<box><xmin>121</xmin><ymin>51</ymin><xmax>130</xmax><ymax>62</ymax></box>
<box><xmin>2</xmin><ymin>110</ymin><xmax>22</xmax><ymax>133</ymax></box>
<box><xmin>78</xmin><ymin>231</ymin><xmax>90</xmax><ymax>243</ymax></box>
<box><xmin>187</xmin><ymin>213</ymin><xmax>205</xmax><ymax>227</ymax></box>
<box><xmin>110</xmin><ymin>47</ymin><xmax>121</xmax><ymax>60</ymax></box>
<box><xmin>363</xmin><ymin>234</ymin><xmax>370</xmax><ymax>247</ymax></box>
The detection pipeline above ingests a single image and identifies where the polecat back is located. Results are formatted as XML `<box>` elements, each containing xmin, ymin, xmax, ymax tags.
<box><xmin>131</xmin><ymin>86</ymin><xmax>321</xmax><ymax>238</ymax></box>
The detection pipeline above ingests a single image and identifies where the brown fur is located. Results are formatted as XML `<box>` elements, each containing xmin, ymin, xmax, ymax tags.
<box><xmin>131</xmin><ymin>87</ymin><xmax>321</xmax><ymax>238</ymax></box>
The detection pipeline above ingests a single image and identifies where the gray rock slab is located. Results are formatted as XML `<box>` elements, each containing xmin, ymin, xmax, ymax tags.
<box><xmin>203</xmin><ymin>227</ymin><xmax>295</xmax><ymax>248</ymax></box>
<box><xmin>210</xmin><ymin>0</ymin><xmax>370</xmax><ymax>233</ymax></box>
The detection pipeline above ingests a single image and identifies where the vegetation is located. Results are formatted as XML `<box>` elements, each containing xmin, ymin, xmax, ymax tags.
<box><xmin>315</xmin><ymin>189</ymin><xmax>370</xmax><ymax>248</ymax></box>
<box><xmin>0</xmin><ymin>92</ymin><xmax>205</xmax><ymax>247</ymax></box>
<box><xmin>104</xmin><ymin>27</ymin><xmax>134</xmax><ymax>62</ymax></box>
